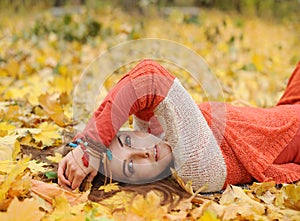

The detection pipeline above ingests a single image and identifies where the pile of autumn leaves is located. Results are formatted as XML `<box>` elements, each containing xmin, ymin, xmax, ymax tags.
<box><xmin>1</xmin><ymin>5</ymin><xmax>300</xmax><ymax>221</ymax></box>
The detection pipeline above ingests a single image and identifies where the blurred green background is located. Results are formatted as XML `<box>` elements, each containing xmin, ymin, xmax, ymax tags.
<box><xmin>1</xmin><ymin>0</ymin><xmax>300</xmax><ymax>21</ymax></box>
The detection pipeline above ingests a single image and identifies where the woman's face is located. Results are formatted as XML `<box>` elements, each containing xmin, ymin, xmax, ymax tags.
<box><xmin>108</xmin><ymin>131</ymin><xmax>173</xmax><ymax>184</ymax></box>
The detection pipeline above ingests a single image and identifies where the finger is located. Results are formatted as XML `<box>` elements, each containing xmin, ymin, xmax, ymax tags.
<box><xmin>71</xmin><ymin>172</ymin><xmax>85</xmax><ymax>190</ymax></box>
<box><xmin>57</xmin><ymin>160</ymin><xmax>71</xmax><ymax>186</ymax></box>
<box><xmin>58</xmin><ymin>180</ymin><xmax>71</xmax><ymax>190</ymax></box>
<box><xmin>65</xmin><ymin>164</ymin><xmax>75</xmax><ymax>184</ymax></box>
<box><xmin>60</xmin><ymin>184</ymin><xmax>73</xmax><ymax>192</ymax></box>
<box><xmin>86</xmin><ymin>169</ymin><xmax>98</xmax><ymax>183</ymax></box>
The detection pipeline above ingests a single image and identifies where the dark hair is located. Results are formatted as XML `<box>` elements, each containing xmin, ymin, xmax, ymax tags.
<box><xmin>87</xmin><ymin>170</ymin><xmax>191</xmax><ymax>211</ymax></box>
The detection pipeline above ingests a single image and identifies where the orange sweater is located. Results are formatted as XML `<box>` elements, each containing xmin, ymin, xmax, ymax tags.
<box><xmin>78</xmin><ymin>59</ymin><xmax>300</xmax><ymax>191</ymax></box>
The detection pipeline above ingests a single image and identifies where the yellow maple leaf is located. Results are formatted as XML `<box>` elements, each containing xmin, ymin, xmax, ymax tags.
<box><xmin>0</xmin><ymin>135</ymin><xmax>19</xmax><ymax>161</ymax></box>
<box><xmin>17</xmin><ymin>74</ymin><xmax>53</xmax><ymax>106</ymax></box>
<box><xmin>19</xmin><ymin>133</ymin><xmax>41</xmax><ymax>149</ymax></box>
<box><xmin>7</xmin><ymin>172</ymin><xmax>31</xmax><ymax>199</ymax></box>
<box><xmin>282</xmin><ymin>184</ymin><xmax>300</xmax><ymax>210</ymax></box>
<box><xmin>44</xmin><ymin>194</ymin><xmax>86</xmax><ymax>221</ymax></box>
<box><xmin>4</xmin><ymin>87</ymin><xmax>30</xmax><ymax>101</ymax></box>
<box><xmin>252</xmin><ymin>53</ymin><xmax>265</xmax><ymax>72</ymax></box>
<box><xmin>0</xmin><ymin>197</ymin><xmax>44</xmax><ymax>221</ymax></box>
<box><xmin>26</xmin><ymin>160</ymin><xmax>48</xmax><ymax>174</ymax></box>
<box><xmin>12</xmin><ymin>140</ymin><xmax>20</xmax><ymax>160</ymax></box>
<box><xmin>49</xmin><ymin>76</ymin><xmax>73</xmax><ymax>94</ymax></box>
<box><xmin>46</xmin><ymin>152</ymin><xmax>63</xmax><ymax>163</ymax></box>
<box><xmin>0</xmin><ymin>122</ymin><xmax>15</xmax><ymax>137</ymax></box>
<box><xmin>0</xmin><ymin>157</ymin><xmax>30</xmax><ymax>201</ymax></box>
<box><xmin>0</xmin><ymin>160</ymin><xmax>13</xmax><ymax>174</ymax></box>
<box><xmin>199</xmin><ymin>210</ymin><xmax>221</xmax><ymax>221</ymax></box>
<box><xmin>99</xmin><ymin>183</ymin><xmax>120</xmax><ymax>193</ymax></box>
<box><xmin>99</xmin><ymin>191</ymin><xmax>135</xmax><ymax>215</ymax></box>
<box><xmin>4</xmin><ymin>60</ymin><xmax>20</xmax><ymax>77</ymax></box>
<box><xmin>4</xmin><ymin>104</ymin><xmax>20</xmax><ymax>121</ymax></box>
<box><xmin>220</xmin><ymin>185</ymin><xmax>266</xmax><ymax>220</ymax></box>
<box><xmin>32</xmin><ymin>122</ymin><xmax>61</xmax><ymax>147</ymax></box>
<box><xmin>127</xmin><ymin>190</ymin><xmax>167</xmax><ymax>220</ymax></box>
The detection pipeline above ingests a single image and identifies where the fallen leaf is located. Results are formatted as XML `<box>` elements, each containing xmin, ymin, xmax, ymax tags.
<box><xmin>45</xmin><ymin>171</ymin><xmax>58</xmax><ymax>179</ymax></box>
<box><xmin>26</xmin><ymin>160</ymin><xmax>48</xmax><ymax>174</ymax></box>
<box><xmin>4</xmin><ymin>60</ymin><xmax>20</xmax><ymax>77</ymax></box>
<box><xmin>199</xmin><ymin>210</ymin><xmax>221</xmax><ymax>221</ymax></box>
<box><xmin>0</xmin><ymin>135</ymin><xmax>19</xmax><ymax>161</ymax></box>
<box><xmin>43</xmin><ymin>194</ymin><xmax>86</xmax><ymax>221</ymax></box>
<box><xmin>38</xmin><ymin>93</ymin><xmax>72</xmax><ymax>127</ymax></box>
<box><xmin>0</xmin><ymin>157</ymin><xmax>30</xmax><ymax>201</ymax></box>
<box><xmin>7</xmin><ymin>172</ymin><xmax>31</xmax><ymax>199</ymax></box>
<box><xmin>99</xmin><ymin>183</ymin><xmax>120</xmax><ymax>193</ymax></box>
<box><xmin>32</xmin><ymin>122</ymin><xmax>62</xmax><ymax>147</ymax></box>
<box><xmin>0</xmin><ymin>121</ymin><xmax>15</xmax><ymax>137</ymax></box>
<box><xmin>282</xmin><ymin>184</ymin><xmax>300</xmax><ymax>210</ymax></box>
<box><xmin>0</xmin><ymin>197</ymin><xmax>44</xmax><ymax>221</ymax></box>
<box><xmin>220</xmin><ymin>185</ymin><xmax>266</xmax><ymax>220</ymax></box>
<box><xmin>126</xmin><ymin>190</ymin><xmax>167</xmax><ymax>220</ymax></box>
<box><xmin>49</xmin><ymin>76</ymin><xmax>73</xmax><ymax>94</ymax></box>
<box><xmin>46</xmin><ymin>152</ymin><xmax>63</xmax><ymax>163</ymax></box>
<box><xmin>30</xmin><ymin>179</ymin><xmax>88</xmax><ymax>206</ymax></box>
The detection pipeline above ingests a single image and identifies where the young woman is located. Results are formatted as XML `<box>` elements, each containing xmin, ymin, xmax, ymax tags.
<box><xmin>58</xmin><ymin>59</ymin><xmax>300</xmax><ymax>193</ymax></box>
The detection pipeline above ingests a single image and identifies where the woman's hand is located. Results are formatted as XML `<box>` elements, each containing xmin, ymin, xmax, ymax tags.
<box><xmin>58</xmin><ymin>147</ymin><xmax>99</xmax><ymax>190</ymax></box>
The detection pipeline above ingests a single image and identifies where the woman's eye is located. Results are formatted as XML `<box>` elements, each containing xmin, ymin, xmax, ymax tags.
<box><xmin>128</xmin><ymin>160</ymin><xmax>134</xmax><ymax>173</ymax></box>
<box><xmin>125</xmin><ymin>135</ymin><xmax>131</xmax><ymax>147</ymax></box>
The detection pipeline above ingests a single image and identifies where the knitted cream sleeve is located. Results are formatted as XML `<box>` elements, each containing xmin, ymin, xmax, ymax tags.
<box><xmin>133</xmin><ymin>115</ymin><xmax>165</xmax><ymax>139</ymax></box>
<box><xmin>154</xmin><ymin>78</ymin><xmax>227</xmax><ymax>192</ymax></box>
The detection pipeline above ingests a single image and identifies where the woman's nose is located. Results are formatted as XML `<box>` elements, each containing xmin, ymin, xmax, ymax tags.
<box><xmin>130</xmin><ymin>149</ymin><xmax>150</xmax><ymax>159</ymax></box>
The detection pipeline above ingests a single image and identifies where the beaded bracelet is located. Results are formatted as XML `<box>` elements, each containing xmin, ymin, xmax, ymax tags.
<box><xmin>67</xmin><ymin>138</ymin><xmax>112</xmax><ymax>167</ymax></box>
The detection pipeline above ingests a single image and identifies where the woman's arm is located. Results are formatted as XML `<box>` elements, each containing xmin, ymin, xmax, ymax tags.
<box><xmin>58</xmin><ymin>59</ymin><xmax>175</xmax><ymax>189</ymax></box>
<box><xmin>80</xmin><ymin>60</ymin><xmax>175</xmax><ymax>147</ymax></box>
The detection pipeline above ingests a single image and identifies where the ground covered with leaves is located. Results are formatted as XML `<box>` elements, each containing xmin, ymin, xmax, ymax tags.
<box><xmin>1</xmin><ymin>3</ymin><xmax>300</xmax><ymax>221</ymax></box>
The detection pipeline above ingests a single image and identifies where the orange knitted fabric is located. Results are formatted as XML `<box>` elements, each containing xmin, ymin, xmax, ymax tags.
<box><xmin>274</xmin><ymin>105</ymin><xmax>300</xmax><ymax>164</ymax></box>
<box><xmin>277</xmin><ymin>61</ymin><xmax>300</xmax><ymax>106</ymax></box>
<box><xmin>199</xmin><ymin>103</ymin><xmax>299</xmax><ymax>187</ymax></box>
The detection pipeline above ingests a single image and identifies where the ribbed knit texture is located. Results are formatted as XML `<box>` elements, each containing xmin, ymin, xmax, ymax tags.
<box><xmin>200</xmin><ymin>102</ymin><xmax>300</xmax><ymax>187</ymax></box>
<box><xmin>154</xmin><ymin>79</ymin><xmax>227</xmax><ymax>192</ymax></box>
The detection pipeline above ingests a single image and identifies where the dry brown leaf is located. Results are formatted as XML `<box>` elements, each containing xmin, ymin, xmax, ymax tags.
<box><xmin>30</xmin><ymin>179</ymin><xmax>89</xmax><ymax>206</ymax></box>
